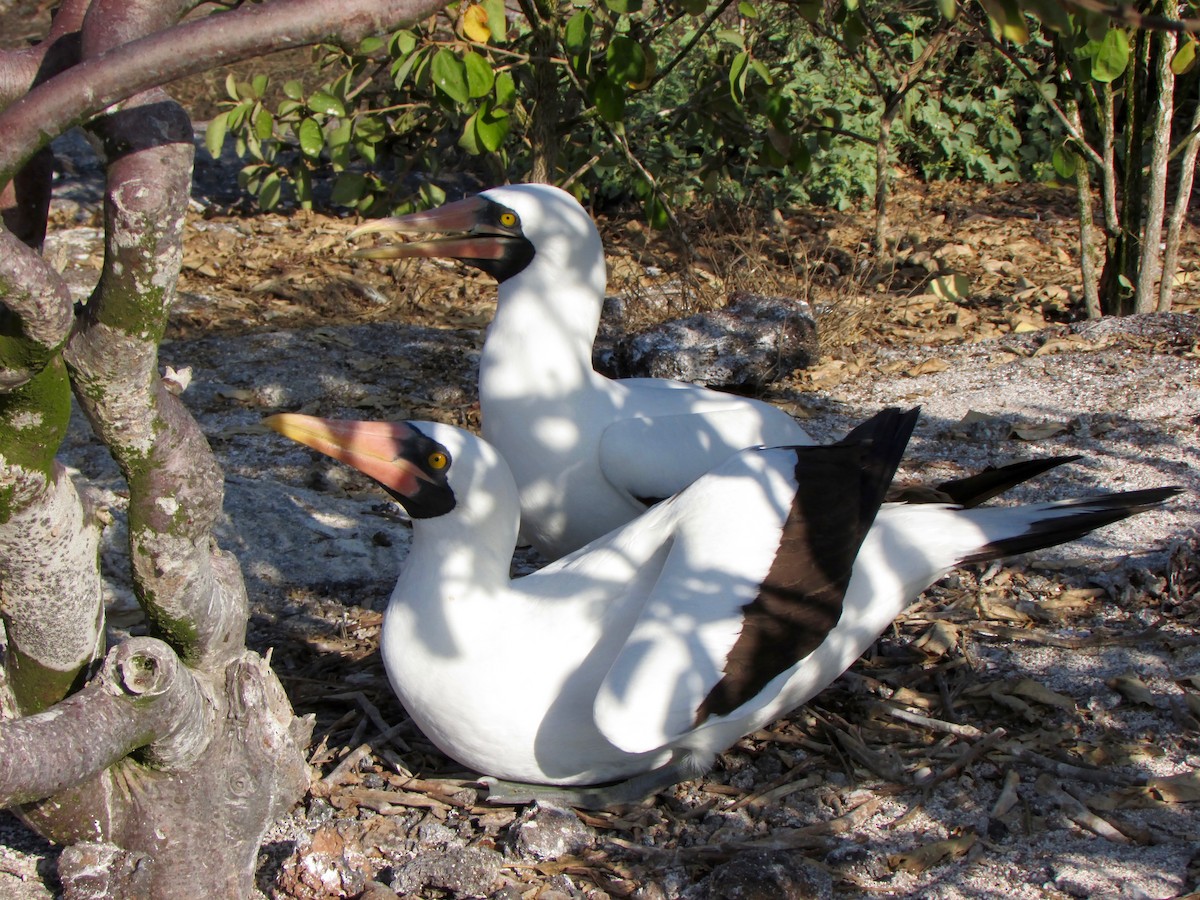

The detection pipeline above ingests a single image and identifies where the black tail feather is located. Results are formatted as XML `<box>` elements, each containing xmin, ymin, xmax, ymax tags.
<box><xmin>932</xmin><ymin>454</ymin><xmax>1084</xmax><ymax>508</ymax></box>
<box><xmin>837</xmin><ymin>407</ymin><xmax>922</xmax><ymax>521</ymax></box>
<box><xmin>961</xmin><ymin>486</ymin><xmax>1184</xmax><ymax>565</ymax></box>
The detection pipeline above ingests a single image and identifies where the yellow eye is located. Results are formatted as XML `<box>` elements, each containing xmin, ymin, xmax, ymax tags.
<box><xmin>499</xmin><ymin>211</ymin><xmax>517</xmax><ymax>227</ymax></box>
<box><xmin>428</xmin><ymin>451</ymin><xmax>448</xmax><ymax>470</ymax></box>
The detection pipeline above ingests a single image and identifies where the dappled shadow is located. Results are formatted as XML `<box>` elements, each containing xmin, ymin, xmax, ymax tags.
<box><xmin>188</xmin><ymin>314</ymin><xmax>1198</xmax><ymax>894</ymax></box>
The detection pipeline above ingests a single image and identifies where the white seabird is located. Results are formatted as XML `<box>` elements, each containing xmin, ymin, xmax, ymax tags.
<box><xmin>266</xmin><ymin>407</ymin><xmax>1178</xmax><ymax>807</ymax></box>
<box><xmin>351</xmin><ymin>183</ymin><xmax>816</xmax><ymax>558</ymax></box>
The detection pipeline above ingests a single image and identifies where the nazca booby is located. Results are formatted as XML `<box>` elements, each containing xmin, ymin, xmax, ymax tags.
<box><xmin>351</xmin><ymin>183</ymin><xmax>816</xmax><ymax>559</ymax></box>
<box><xmin>266</xmin><ymin>407</ymin><xmax>1179</xmax><ymax>807</ymax></box>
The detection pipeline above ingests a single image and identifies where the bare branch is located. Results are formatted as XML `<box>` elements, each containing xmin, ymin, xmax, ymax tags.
<box><xmin>0</xmin><ymin>638</ymin><xmax>211</xmax><ymax>807</ymax></box>
<box><xmin>1159</xmin><ymin>86</ymin><xmax>1200</xmax><ymax>311</ymax></box>
<box><xmin>1068</xmin><ymin>102</ymin><xmax>1102</xmax><ymax>320</ymax></box>
<box><xmin>0</xmin><ymin>458</ymin><xmax>104</xmax><ymax>715</ymax></box>
<box><xmin>1135</xmin><ymin>25</ymin><xmax>1175</xmax><ymax>313</ymax></box>
<box><xmin>1065</xmin><ymin>0</ymin><xmax>1200</xmax><ymax>32</ymax></box>
<box><xmin>0</xmin><ymin>231</ymin><xmax>74</xmax><ymax>389</ymax></box>
<box><xmin>0</xmin><ymin>0</ymin><xmax>450</xmax><ymax>186</ymax></box>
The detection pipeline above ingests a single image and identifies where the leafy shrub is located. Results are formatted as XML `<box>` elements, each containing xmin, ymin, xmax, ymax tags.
<box><xmin>211</xmin><ymin>0</ymin><xmax>1068</xmax><ymax>219</ymax></box>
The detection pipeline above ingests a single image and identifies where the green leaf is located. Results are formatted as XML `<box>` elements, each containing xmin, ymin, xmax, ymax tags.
<box><xmin>494</xmin><ymin>70</ymin><xmax>516</xmax><ymax>107</ymax></box>
<box><xmin>331</xmin><ymin>172</ymin><xmax>367</xmax><ymax>206</ymax></box>
<box><xmin>463</xmin><ymin>50</ymin><xmax>495</xmax><ymax>97</ymax></box>
<box><xmin>258</xmin><ymin>171</ymin><xmax>282</xmax><ymax>211</ymax></box>
<box><xmin>1171</xmin><ymin>39</ymin><xmax>1197</xmax><ymax>75</ymax></box>
<box><xmin>1022</xmin><ymin>0</ymin><xmax>1069</xmax><ymax>32</ymax></box>
<box><xmin>277</xmin><ymin>99</ymin><xmax>302</xmax><ymax>118</ymax></box>
<box><xmin>716</xmin><ymin>29</ymin><xmax>746</xmax><ymax>49</ymax></box>
<box><xmin>766</xmin><ymin>90</ymin><xmax>791</xmax><ymax>129</ymax></box>
<box><xmin>483</xmin><ymin>0</ymin><xmax>508</xmax><ymax>40</ymax></box>
<box><xmin>795</xmin><ymin>1</ymin><xmax>821</xmax><ymax>22</ymax></box>
<box><xmin>842</xmin><ymin>13</ymin><xmax>867</xmax><ymax>51</ymax></box>
<box><xmin>307</xmin><ymin>91</ymin><xmax>346</xmax><ymax>116</ymax></box>
<box><xmin>475</xmin><ymin>104</ymin><xmax>510</xmax><ymax>151</ymax></box>
<box><xmin>592</xmin><ymin>76</ymin><xmax>626</xmax><ymax>122</ymax></box>
<box><xmin>358</xmin><ymin>35</ymin><xmax>385</xmax><ymax>55</ymax></box>
<box><xmin>390</xmin><ymin>30</ymin><xmax>417</xmax><ymax>57</ymax></box>
<box><xmin>251</xmin><ymin>74</ymin><xmax>269</xmax><ymax>98</ymax></box>
<box><xmin>644</xmin><ymin>194</ymin><xmax>669</xmax><ymax>230</ymax></box>
<box><xmin>1092</xmin><ymin>29</ymin><xmax>1130</xmax><ymax>83</ymax></box>
<box><xmin>606</xmin><ymin>36</ymin><xmax>646</xmax><ymax>84</ymax></box>
<box><xmin>391</xmin><ymin>46</ymin><xmax>425</xmax><ymax>89</ymax></box>
<box><xmin>225</xmin><ymin>72</ymin><xmax>239</xmax><ymax>101</ymax></box>
<box><xmin>328</xmin><ymin>120</ymin><xmax>353</xmax><ymax>148</ymax></box>
<box><xmin>564</xmin><ymin>10</ymin><xmax>593</xmax><ymax>54</ymax></box>
<box><xmin>738</xmin><ymin>0</ymin><xmax>758</xmax><ymax>16</ymax></box>
<box><xmin>254</xmin><ymin>106</ymin><xmax>274</xmax><ymax>141</ymax></box>
<box><xmin>790</xmin><ymin>141</ymin><xmax>811</xmax><ymax>174</ymax></box>
<box><xmin>680</xmin><ymin>0</ymin><xmax>707</xmax><ymax>12</ymax></box>
<box><xmin>729</xmin><ymin>50</ymin><xmax>749</xmax><ymax>102</ymax></box>
<box><xmin>459</xmin><ymin>112</ymin><xmax>482</xmax><ymax>154</ymax></box>
<box><xmin>936</xmin><ymin>0</ymin><xmax>956</xmax><ymax>19</ymax></box>
<box><xmin>298</xmin><ymin>118</ymin><xmax>324</xmax><ymax>157</ymax></box>
<box><xmin>750</xmin><ymin>58</ymin><xmax>772</xmax><ymax>85</ymax></box>
<box><xmin>295</xmin><ymin>166</ymin><xmax>313</xmax><ymax>210</ymax></box>
<box><xmin>1051</xmin><ymin>143</ymin><xmax>1077</xmax><ymax>178</ymax></box>
<box><xmin>431</xmin><ymin>48</ymin><xmax>470</xmax><ymax>104</ymax></box>
<box><xmin>605</xmin><ymin>0</ymin><xmax>642</xmax><ymax>12</ymax></box>
<box><xmin>226</xmin><ymin>101</ymin><xmax>252</xmax><ymax>130</ymax></box>
<box><xmin>204</xmin><ymin>112</ymin><xmax>228</xmax><ymax>159</ymax></box>
<box><xmin>355</xmin><ymin>116</ymin><xmax>386</xmax><ymax>143</ymax></box>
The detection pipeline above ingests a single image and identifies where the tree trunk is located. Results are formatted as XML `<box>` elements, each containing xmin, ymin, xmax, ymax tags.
<box><xmin>0</xmin><ymin>0</ymin><xmax>450</xmax><ymax>893</ymax></box>
<box><xmin>1068</xmin><ymin>103</ymin><xmax>1102</xmax><ymax>320</ymax></box>
<box><xmin>1099</xmin><ymin>29</ymin><xmax>1150</xmax><ymax>316</ymax></box>
<box><xmin>874</xmin><ymin>100</ymin><xmax>898</xmax><ymax>255</ymax></box>
<box><xmin>519</xmin><ymin>0</ymin><xmax>560</xmax><ymax>183</ymax></box>
<box><xmin>1135</xmin><ymin>23</ymin><xmax>1175</xmax><ymax>312</ymax></box>
<box><xmin>1159</xmin><ymin>84</ymin><xmax>1200</xmax><ymax>312</ymax></box>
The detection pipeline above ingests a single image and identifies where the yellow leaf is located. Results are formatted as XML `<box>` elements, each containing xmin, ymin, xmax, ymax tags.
<box><xmin>930</xmin><ymin>273</ymin><xmax>971</xmax><ymax>302</ymax></box>
<box><xmin>1011</xmin><ymin>678</ymin><xmax>1076</xmax><ymax>712</ymax></box>
<box><xmin>889</xmin><ymin>832</ymin><xmax>977</xmax><ymax>874</ymax></box>
<box><xmin>905</xmin><ymin>358</ymin><xmax>951</xmax><ymax>377</ymax></box>
<box><xmin>463</xmin><ymin>4</ymin><xmax>491</xmax><ymax>43</ymax></box>
<box><xmin>1012</xmin><ymin>420</ymin><xmax>1066</xmax><ymax>441</ymax></box>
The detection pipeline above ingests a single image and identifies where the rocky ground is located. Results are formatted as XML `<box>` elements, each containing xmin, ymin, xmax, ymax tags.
<box><xmin>1</xmin><ymin>115</ymin><xmax>1199</xmax><ymax>899</ymax></box>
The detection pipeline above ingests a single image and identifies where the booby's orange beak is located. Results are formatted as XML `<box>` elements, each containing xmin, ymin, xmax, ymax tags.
<box><xmin>348</xmin><ymin>195</ymin><xmax>510</xmax><ymax>262</ymax></box>
<box><xmin>347</xmin><ymin>194</ymin><xmax>535</xmax><ymax>283</ymax></box>
<box><xmin>264</xmin><ymin>414</ymin><xmax>434</xmax><ymax>498</ymax></box>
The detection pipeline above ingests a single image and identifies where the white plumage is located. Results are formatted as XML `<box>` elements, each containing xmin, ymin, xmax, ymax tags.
<box><xmin>266</xmin><ymin>408</ymin><xmax>1177</xmax><ymax>806</ymax></box>
<box><xmin>351</xmin><ymin>183</ymin><xmax>814</xmax><ymax>558</ymax></box>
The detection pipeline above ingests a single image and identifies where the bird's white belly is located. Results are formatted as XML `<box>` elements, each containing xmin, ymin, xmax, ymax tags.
<box><xmin>380</xmin><ymin>588</ymin><xmax>671</xmax><ymax>785</ymax></box>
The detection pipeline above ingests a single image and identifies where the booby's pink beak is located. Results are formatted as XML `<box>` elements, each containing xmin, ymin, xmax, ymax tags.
<box><xmin>348</xmin><ymin>195</ymin><xmax>509</xmax><ymax>262</ymax></box>
<box><xmin>264</xmin><ymin>414</ymin><xmax>434</xmax><ymax>497</ymax></box>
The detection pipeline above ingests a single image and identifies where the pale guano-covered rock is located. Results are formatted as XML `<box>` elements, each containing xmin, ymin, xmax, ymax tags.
<box><xmin>504</xmin><ymin>802</ymin><xmax>594</xmax><ymax>860</ymax></box>
<box><xmin>697</xmin><ymin>850</ymin><xmax>833</xmax><ymax>900</ymax></box>
<box><xmin>610</xmin><ymin>292</ymin><xmax>818</xmax><ymax>390</ymax></box>
<box><xmin>388</xmin><ymin>844</ymin><xmax>503</xmax><ymax>897</ymax></box>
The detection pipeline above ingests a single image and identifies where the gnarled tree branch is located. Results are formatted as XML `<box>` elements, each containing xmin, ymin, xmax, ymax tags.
<box><xmin>0</xmin><ymin>0</ymin><xmax>452</xmax><ymax>187</ymax></box>
<box><xmin>0</xmin><ymin>637</ymin><xmax>212</xmax><ymax>807</ymax></box>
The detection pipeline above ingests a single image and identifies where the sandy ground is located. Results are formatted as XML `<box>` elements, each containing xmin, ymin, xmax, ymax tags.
<box><xmin>1</xmin><ymin>130</ymin><xmax>1198</xmax><ymax>899</ymax></box>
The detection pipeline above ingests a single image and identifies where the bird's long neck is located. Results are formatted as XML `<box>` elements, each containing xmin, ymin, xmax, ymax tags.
<box><xmin>395</xmin><ymin>516</ymin><xmax>515</xmax><ymax>605</ymax></box>
<box><xmin>481</xmin><ymin>260</ymin><xmax>605</xmax><ymax>399</ymax></box>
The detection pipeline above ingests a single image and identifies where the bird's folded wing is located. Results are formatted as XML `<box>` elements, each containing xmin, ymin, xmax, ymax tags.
<box><xmin>592</xmin><ymin>450</ymin><xmax>796</xmax><ymax>754</ymax></box>
<box><xmin>598</xmin><ymin>408</ymin><xmax>806</xmax><ymax>503</ymax></box>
